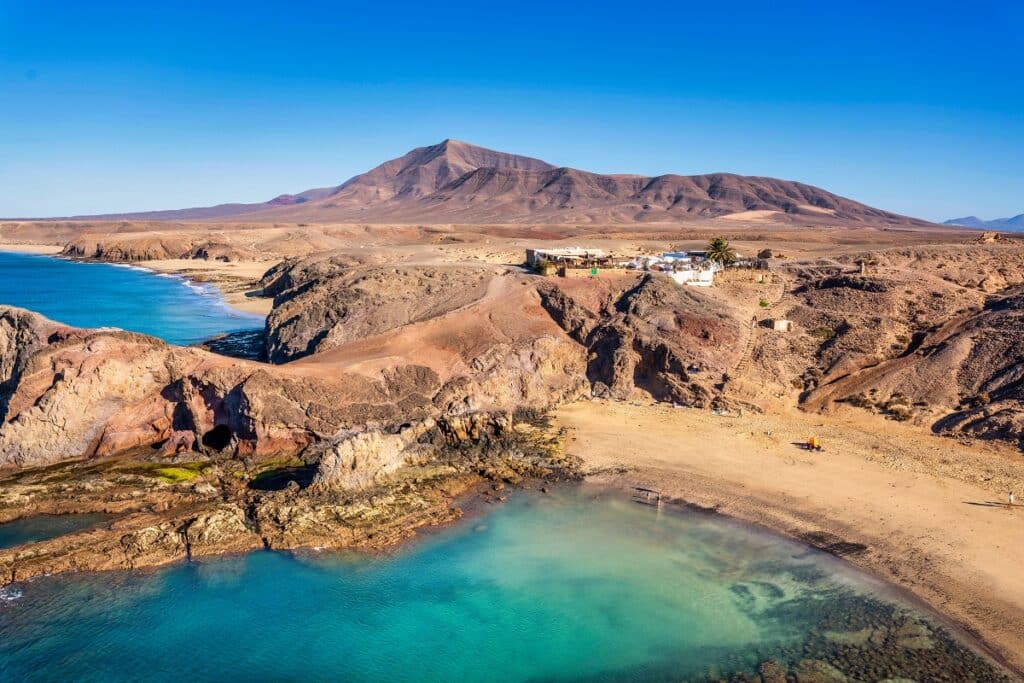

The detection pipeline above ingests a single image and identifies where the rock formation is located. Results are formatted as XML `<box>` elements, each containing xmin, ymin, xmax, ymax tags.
<box><xmin>537</xmin><ymin>274</ymin><xmax>744</xmax><ymax>404</ymax></box>
<box><xmin>737</xmin><ymin>245</ymin><xmax>1024</xmax><ymax>448</ymax></box>
<box><xmin>0</xmin><ymin>258</ymin><xmax>596</xmax><ymax>479</ymax></box>
<box><xmin>264</xmin><ymin>261</ymin><xmax>494</xmax><ymax>363</ymax></box>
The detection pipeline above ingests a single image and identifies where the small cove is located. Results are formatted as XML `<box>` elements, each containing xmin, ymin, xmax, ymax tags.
<box><xmin>0</xmin><ymin>250</ymin><xmax>264</xmax><ymax>345</ymax></box>
<box><xmin>0</xmin><ymin>488</ymin><xmax>1006</xmax><ymax>682</ymax></box>
<box><xmin>0</xmin><ymin>250</ymin><xmax>1011</xmax><ymax>681</ymax></box>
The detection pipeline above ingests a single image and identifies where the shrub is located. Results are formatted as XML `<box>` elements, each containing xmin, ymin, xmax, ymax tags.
<box><xmin>845</xmin><ymin>393</ymin><xmax>874</xmax><ymax>409</ymax></box>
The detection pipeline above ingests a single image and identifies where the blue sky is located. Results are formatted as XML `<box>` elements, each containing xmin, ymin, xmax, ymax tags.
<box><xmin>0</xmin><ymin>0</ymin><xmax>1021</xmax><ymax>221</ymax></box>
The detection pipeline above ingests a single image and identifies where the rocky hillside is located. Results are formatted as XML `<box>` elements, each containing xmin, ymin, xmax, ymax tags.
<box><xmin>537</xmin><ymin>274</ymin><xmax>744</xmax><ymax>405</ymax></box>
<box><xmin>52</xmin><ymin>140</ymin><xmax>928</xmax><ymax>226</ymax></box>
<box><xmin>0</xmin><ymin>294</ymin><xmax>592</xmax><ymax>581</ymax></box>
<box><xmin>739</xmin><ymin>244</ymin><xmax>1024</xmax><ymax>448</ymax></box>
<box><xmin>0</xmin><ymin>252</ymin><xmax>756</xmax><ymax>469</ymax></box>
<box><xmin>0</xmin><ymin>258</ymin><xmax>750</xmax><ymax>584</ymax></box>
<box><xmin>259</xmin><ymin>253</ymin><xmax>745</xmax><ymax>406</ymax></box>
<box><xmin>262</xmin><ymin>261</ymin><xmax>496</xmax><ymax>363</ymax></box>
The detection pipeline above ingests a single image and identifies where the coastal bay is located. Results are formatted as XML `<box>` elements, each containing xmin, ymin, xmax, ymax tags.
<box><xmin>0</xmin><ymin>250</ymin><xmax>264</xmax><ymax>345</ymax></box>
<box><xmin>0</xmin><ymin>487</ymin><xmax>1010</xmax><ymax>682</ymax></box>
<box><xmin>557</xmin><ymin>400</ymin><xmax>1024</xmax><ymax>676</ymax></box>
<box><xmin>0</xmin><ymin>232</ymin><xmax>1019</xmax><ymax>679</ymax></box>
<box><xmin>3</xmin><ymin>3</ymin><xmax>1020</xmax><ymax>679</ymax></box>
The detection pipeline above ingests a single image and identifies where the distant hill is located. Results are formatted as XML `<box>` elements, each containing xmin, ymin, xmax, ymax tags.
<box><xmin>50</xmin><ymin>139</ymin><xmax>929</xmax><ymax>225</ymax></box>
<box><xmin>63</xmin><ymin>186</ymin><xmax>339</xmax><ymax>222</ymax></box>
<box><xmin>943</xmin><ymin>215</ymin><xmax>1024</xmax><ymax>231</ymax></box>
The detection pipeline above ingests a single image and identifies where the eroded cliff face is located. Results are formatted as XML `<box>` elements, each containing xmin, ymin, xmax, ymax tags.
<box><xmin>0</xmin><ymin>307</ymin><xmax>51</xmax><ymax>419</ymax></box>
<box><xmin>799</xmin><ymin>288</ymin><xmax>1024</xmax><ymax>445</ymax></box>
<box><xmin>0</xmin><ymin>320</ymin><xmax>450</xmax><ymax>468</ymax></box>
<box><xmin>537</xmin><ymin>274</ymin><xmax>744</xmax><ymax>406</ymax></box>
<box><xmin>0</xmin><ymin>407</ymin><xmax>578</xmax><ymax>585</ymax></box>
<box><xmin>262</xmin><ymin>257</ymin><xmax>745</xmax><ymax>409</ymax></box>
<box><xmin>0</xmin><ymin>279</ymin><xmax>582</xmax><ymax>583</ymax></box>
<box><xmin>62</xmin><ymin>235</ymin><xmax>260</xmax><ymax>263</ymax></box>
<box><xmin>308</xmin><ymin>412</ymin><xmax>557</xmax><ymax>491</ymax></box>
<box><xmin>0</xmin><ymin>259</ymin><xmax>590</xmax><ymax>470</ymax></box>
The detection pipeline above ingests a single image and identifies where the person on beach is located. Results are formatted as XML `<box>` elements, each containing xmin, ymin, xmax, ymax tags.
<box><xmin>1011</xmin><ymin>492</ymin><xmax>1016</xmax><ymax>507</ymax></box>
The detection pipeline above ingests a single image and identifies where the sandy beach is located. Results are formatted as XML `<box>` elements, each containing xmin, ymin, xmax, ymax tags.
<box><xmin>555</xmin><ymin>400</ymin><xmax>1024</xmax><ymax>677</ymax></box>
<box><xmin>135</xmin><ymin>259</ymin><xmax>276</xmax><ymax>316</ymax></box>
<box><xmin>0</xmin><ymin>243</ymin><xmax>64</xmax><ymax>255</ymax></box>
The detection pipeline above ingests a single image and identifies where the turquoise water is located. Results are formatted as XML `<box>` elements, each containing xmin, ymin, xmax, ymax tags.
<box><xmin>0</xmin><ymin>489</ymin><xmax>990</xmax><ymax>682</ymax></box>
<box><xmin>0</xmin><ymin>250</ymin><xmax>263</xmax><ymax>345</ymax></box>
<box><xmin>0</xmin><ymin>514</ymin><xmax>114</xmax><ymax>550</ymax></box>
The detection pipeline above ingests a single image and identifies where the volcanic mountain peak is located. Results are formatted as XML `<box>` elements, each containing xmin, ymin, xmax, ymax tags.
<box><xmin>51</xmin><ymin>139</ymin><xmax>928</xmax><ymax>226</ymax></box>
<box><xmin>331</xmin><ymin>139</ymin><xmax>556</xmax><ymax>202</ymax></box>
<box><xmin>404</xmin><ymin>138</ymin><xmax>553</xmax><ymax>173</ymax></box>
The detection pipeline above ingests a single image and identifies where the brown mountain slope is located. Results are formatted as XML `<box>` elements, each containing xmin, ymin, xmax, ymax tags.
<box><xmin>52</xmin><ymin>139</ymin><xmax>927</xmax><ymax>225</ymax></box>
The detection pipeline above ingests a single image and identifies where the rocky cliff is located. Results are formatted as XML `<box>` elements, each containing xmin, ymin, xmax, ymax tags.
<box><xmin>0</xmin><ymin>408</ymin><xmax>578</xmax><ymax>584</ymax></box>
<box><xmin>0</xmin><ymin>254</ymin><xmax>753</xmax><ymax>583</ymax></box>
<box><xmin>0</xmin><ymin>308</ymin><xmax>382</xmax><ymax>466</ymax></box>
<box><xmin>537</xmin><ymin>274</ymin><xmax>744</xmax><ymax>405</ymax></box>
<box><xmin>0</xmin><ymin>288</ymin><xmax>584</xmax><ymax>584</ymax></box>
<box><xmin>259</xmin><ymin>255</ymin><xmax>744</xmax><ymax>408</ymax></box>
<box><xmin>0</xmin><ymin>259</ymin><xmax>592</xmax><ymax>469</ymax></box>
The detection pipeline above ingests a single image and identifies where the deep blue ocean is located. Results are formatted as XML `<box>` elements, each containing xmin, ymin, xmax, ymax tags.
<box><xmin>0</xmin><ymin>250</ymin><xmax>263</xmax><ymax>344</ymax></box>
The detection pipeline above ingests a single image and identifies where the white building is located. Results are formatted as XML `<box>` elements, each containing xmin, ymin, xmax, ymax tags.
<box><xmin>668</xmin><ymin>268</ymin><xmax>716</xmax><ymax>287</ymax></box>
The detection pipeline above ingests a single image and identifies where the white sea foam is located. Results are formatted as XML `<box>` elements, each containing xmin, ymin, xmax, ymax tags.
<box><xmin>0</xmin><ymin>586</ymin><xmax>24</xmax><ymax>603</ymax></box>
<box><xmin>182</xmin><ymin>280</ymin><xmax>212</xmax><ymax>295</ymax></box>
<box><xmin>108</xmin><ymin>263</ymin><xmax>152</xmax><ymax>273</ymax></box>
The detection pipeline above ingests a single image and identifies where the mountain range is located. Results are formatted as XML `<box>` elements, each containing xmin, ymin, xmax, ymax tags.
<box><xmin>942</xmin><ymin>215</ymin><xmax>1024</xmax><ymax>231</ymax></box>
<box><xmin>56</xmin><ymin>140</ymin><xmax>929</xmax><ymax>225</ymax></box>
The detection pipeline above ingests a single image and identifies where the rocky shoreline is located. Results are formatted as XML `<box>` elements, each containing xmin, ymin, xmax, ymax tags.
<box><xmin>725</xmin><ymin>603</ymin><xmax>1011</xmax><ymax>683</ymax></box>
<box><xmin>1</xmin><ymin>411</ymin><xmax>578</xmax><ymax>584</ymax></box>
<box><xmin>2</xmin><ymin>243</ymin><xmax>1023</xmax><ymax>680</ymax></box>
<box><xmin>2</xmin><ymin>467</ymin><xmax>1014</xmax><ymax>682</ymax></box>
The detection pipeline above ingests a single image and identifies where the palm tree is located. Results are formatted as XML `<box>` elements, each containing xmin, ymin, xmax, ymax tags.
<box><xmin>706</xmin><ymin>236</ymin><xmax>736</xmax><ymax>264</ymax></box>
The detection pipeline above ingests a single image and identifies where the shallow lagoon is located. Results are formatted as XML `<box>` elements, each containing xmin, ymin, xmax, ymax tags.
<box><xmin>0</xmin><ymin>488</ymin><xmax>1003</xmax><ymax>682</ymax></box>
<box><xmin>0</xmin><ymin>250</ymin><xmax>263</xmax><ymax>345</ymax></box>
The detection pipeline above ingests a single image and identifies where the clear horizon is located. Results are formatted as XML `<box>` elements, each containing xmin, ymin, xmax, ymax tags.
<box><xmin>1</xmin><ymin>1</ymin><xmax>1021</xmax><ymax>222</ymax></box>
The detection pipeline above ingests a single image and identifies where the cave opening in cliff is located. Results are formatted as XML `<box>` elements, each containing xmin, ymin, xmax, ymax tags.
<box><xmin>201</xmin><ymin>424</ymin><xmax>234</xmax><ymax>451</ymax></box>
